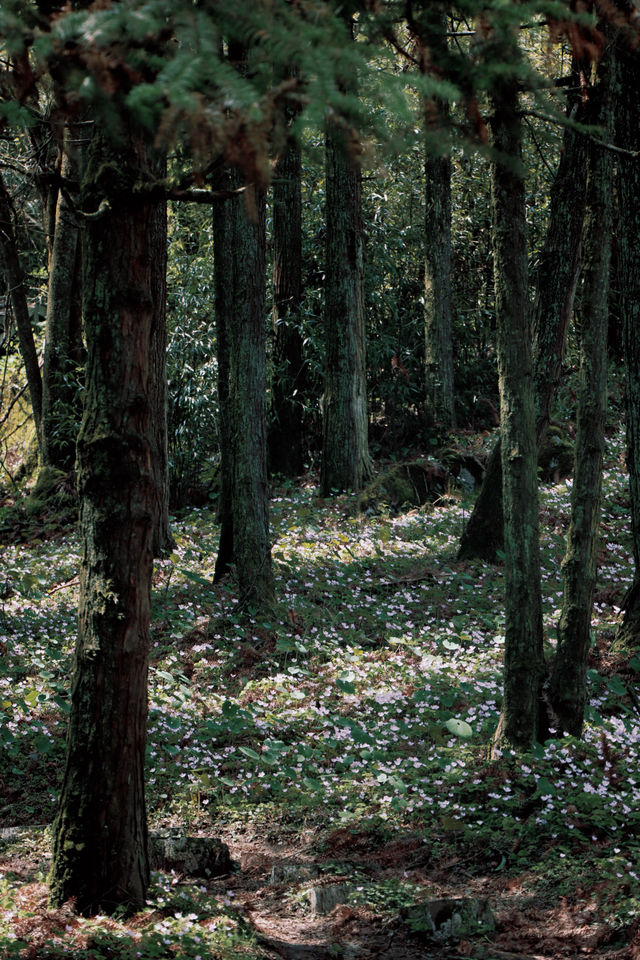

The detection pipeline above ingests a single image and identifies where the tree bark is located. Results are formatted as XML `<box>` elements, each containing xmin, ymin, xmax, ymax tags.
<box><xmin>489</xmin><ymin>21</ymin><xmax>545</xmax><ymax>750</ymax></box>
<box><xmin>549</xmin><ymin>36</ymin><xmax>615</xmax><ymax>736</ymax></box>
<box><xmin>424</xmin><ymin>145</ymin><xmax>454</xmax><ymax>430</ymax></box>
<box><xmin>531</xmin><ymin>62</ymin><xmax>589</xmax><ymax>435</ymax></box>
<box><xmin>268</xmin><ymin>106</ymin><xmax>307</xmax><ymax>477</ymax></box>
<box><xmin>320</xmin><ymin>115</ymin><xmax>371</xmax><ymax>494</ymax></box>
<box><xmin>614</xmin><ymin>9</ymin><xmax>640</xmax><ymax>647</ymax></box>
<box><xmin>212</xmin><ymin>167</ymin><xmax>235</xmax><ymax>583</ymax></box>
<box><xmin>148</xmin><ymin>157</ymin><xmax>174</xmax><ymax>557</ymax></box>
<box><xmin>41</xmin><ymin>127</ymin><xmax>84</xmax><ymax>473</ymax></box>
<box><xmin>0</xmin><ymin>172</ymin><xmax>43</xmax><ymax>456</ymax></box>
<box><xmin>458</xmin><ymin>65</ymin><xmax>588</xmax><ymax>563</ymax></box>
<box><xmin>227</xmin><ymin>183</ymin><xmax>274</xmax><ymax>607</ymax></box>
<box><xmin>418</xmin><ymin>3</ymin><xmax>455</xmax><ymax>430</ymax></box>
<box><xmin>49</xmin><ymin>125</ymin><xmax>159</xmax><ymax>915</ymax></box>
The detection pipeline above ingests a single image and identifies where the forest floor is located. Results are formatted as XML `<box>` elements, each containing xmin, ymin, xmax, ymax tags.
<box><xmin>1</xmin><ymin>426</ymin><xmax>640</xmax><ymax>959</ymax></box>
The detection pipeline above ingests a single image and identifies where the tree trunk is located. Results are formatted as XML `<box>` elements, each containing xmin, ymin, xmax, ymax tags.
<box><xmin>458</xmin><ymin>65</ymin><xmax>588</xmax><ymax>563</ymax></box>
<box><xmin>424</xmin><ymin>145</ymin><xmax>454</xmax><ymax>430</ymax></box>
<box><xmin>0</xmin><ymin>172</ymin><xmax>43</xmax><ymax>456</ymax></box>
<box><xmin>212</xmin><ymin>167</ymin><xmax>235</xmax><ymax>583</ymax></box>
<box><xmin>41</xmin><ymin>128</ymin><xmax>84</xmax><ymax>473</ymax></box>
<box><xmin>49</xmin><ymin>125</ymin><xmax>159</xmax><ymax>916</ymax></box>
<box><xmin>320</xmin><ymin>120</ymin><xmax>371</xmax><ymax>495</ymax></box>
<box><xmin>149</xmin><ymin>157</ymin><xmax>174</xmax><ymax>557</ymax></box>
<box><xmin>227</xmin><ymin>184</ymin><xmax>274</xmax><ymax>606</ymax></box>
<box><xmin>548</xmin><ymin>37</ymin><xmax>615</xmax><ymax>736</ymax></box>
<box><xmin>268</xmin><ymin>114</ymin><xmax>307</xmax><ymax>477</ymax></box>
<box><xmin>212</xmin><ymin>42</ymin><xmax>273</xmax><ymax>604</ymax></box>
<box><xmin>531</xmin><ymin>62</ymin><xmax>589</xmax><ymax>435</ymax></box>
<box><xmin>614</xmin><ymin>10</ymin><xmax>640</xmax><ymax>647</ymax></box>
<box><xmin>419</xmin><ymin>3</ymin><xmax>455</xmax><ymax>430</ymax></box>
<box><xmin>489</xmin><ymin>25</ymin><xmax>545</xmax><ymax>750</ymax></box>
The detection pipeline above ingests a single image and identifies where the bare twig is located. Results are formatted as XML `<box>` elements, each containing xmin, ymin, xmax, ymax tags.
<box><xmin>48</xmin><ymin>577</ymin><xmax>80</xmax><ymax>596</ymax></box>
<box><xmin>524</xmin><ymin>108</ymin><xmax>640</xmax><ymax>156</ymax></box>
<box><xmin>0</xmin><ymin>380</ymin><xmax>28</xmax><ymax>428</ymax></box>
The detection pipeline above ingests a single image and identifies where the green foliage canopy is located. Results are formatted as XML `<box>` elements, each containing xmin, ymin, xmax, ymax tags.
<box><xmin>0</xmin><ymin>0</ymin><xmax>621</xmax><ymax>183</ymax></box>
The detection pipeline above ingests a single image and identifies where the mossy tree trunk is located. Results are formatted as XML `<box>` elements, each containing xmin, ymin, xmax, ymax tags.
<box><xmin>614</xmin><ymin>11</ymin><xmax>640</xmax><ymax>647</ymax></box>
<box><xmin>548</xmin><ymin>36</ymin><xmax>615</xmax><ymax>736</ymax></box>
<box><xmin>268</xmin><ymin>102</ymin><xmax>306</xmax><ymax>477</ymax></box>
<box><xmin>49</xmin><ymin>125</ymin><xmax>161</xmax><ymax>915</ymax></box>
<box><xmin>41</xmin><ymin>127</ymin><xmax>84</xmax><ymax>474</ymax></box>
<box><xmin>320</xmin><ymin>21</ymin><xmax>371</xmax><ymax>496</ymax></box>
<box><xmin>489</xmin><ymin>19</ymin><xmax>545</xmax><ymax>750</ymax></box>
<box><xmin>0</xmin><ymin>172</ymin><xmax>43</xmax><ymax>457</ymax></box>
<box><xmin>458</xmin><ymin>64</ymin><xmax>588</xmax><ymax>563</ymax></box>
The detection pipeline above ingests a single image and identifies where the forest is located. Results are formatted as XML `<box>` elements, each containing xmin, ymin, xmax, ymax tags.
<box><xmin>0</xmin><ymin>0</ymin><xmax>639</xmax><ymax>957</ymax></box>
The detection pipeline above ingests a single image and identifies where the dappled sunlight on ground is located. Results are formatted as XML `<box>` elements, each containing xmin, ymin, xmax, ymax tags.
<box><xmin>1</xmin><ymin>428</ymin><xmax>639</xmax><ymax>957</ymax></box>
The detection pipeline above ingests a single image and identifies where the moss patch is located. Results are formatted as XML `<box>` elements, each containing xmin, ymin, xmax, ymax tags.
<box><xmin>25</xmin><ymin>466</ymin><xmax>76</xmax><ymax>518</ymax></box>
<box><xmin>358</xmin><ymin>460</ymin><xmax>449</xmax><ymax>514</ymax></box>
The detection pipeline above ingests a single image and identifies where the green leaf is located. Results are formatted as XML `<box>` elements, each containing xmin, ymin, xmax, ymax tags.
<box><xmin>427</xmin><ymin>723</ymin><xmax>445</xmax><ymax>744</ymax></box>
<box><xmin>535</xmin><ymin>777</ymin><xmax>556</xmax><ymax>798</ymax></box>
<box><xmin>606</xmin><ymin>676</ymin><xmax>627</xmax><ymax>696</ymax></box>
<box><xmin>350</xmin><ymin>724</ymin><xmax>371</xmax><ymax>744</ymax></box>
<box><xmin>303</xmin><ymin>777</ymin><xmax>322</xmax><ymax>791</ymax></box>
<box><xmin>179</xmin><ymin>567</ymin><xmax>214</xmax><ymax>588</ymax></box>
<box><xmin>239</xmin><ymin>746</ymin><xmax>261</xmax><ymax>761</ymax></box>
<box><xmin>276</xmin><ymin>637</ymin><xmax>295</xmax><ymax>653</ymax></box>
<box><xmin>445</xmin><ymin>717</ymin><xmax>473</xmax><ymax>739</ymax></box>
<box><xmin>440</xmin><ymin>816</ymin><xmax>464</xmax><ymax>832</ymax></box>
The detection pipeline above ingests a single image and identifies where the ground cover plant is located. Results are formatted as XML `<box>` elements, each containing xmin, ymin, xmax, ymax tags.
<box><xmin>0</xmin><ymin>427</ymin><xmax>639</xmax><ymax>959</ymax></box>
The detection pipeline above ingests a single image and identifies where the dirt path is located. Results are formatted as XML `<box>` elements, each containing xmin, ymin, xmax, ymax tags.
<box><xmin>1</xmin><ymin>825</ymin><xmax>637</xmax><ymax>959</ymax></box>
<box><xmin>214</xmin><ymin>829</ymin><xmax>637</xmax><ymax>960</ymax></box>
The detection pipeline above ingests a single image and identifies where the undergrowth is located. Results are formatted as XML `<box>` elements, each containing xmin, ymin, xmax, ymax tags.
<box><xmin>0</xmin><ymin>427</ymin><xmax>639</xmax><ymax>957</ymax></box>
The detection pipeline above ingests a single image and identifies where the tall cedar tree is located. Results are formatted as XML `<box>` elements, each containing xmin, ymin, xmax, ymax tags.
<box><xmin>411</xmin><ymin>1</ymin><xmax>455</xmax><ymax>429</ymax></box>
<box><xmin>614</xmin><ymin>7</ymin><xmax>640</xmax><ymax>646</ymax></box>
<box><xmin>321</xmin><ymin>120</ymin><xmax>371</xmax><ymax>495</ymax></box>
<box><xmin>213</xmin><ymin>177</ymin><xmax>274</xmax><ymax>605</ymax></box>
<box><xmin>268</xmin><ymin>89</ymin><xmax>307</xmax><ymax>476</ymax></box>
<box><xmin>40</xmin><ymin>125</ymin><xmax>84</xmax><ymax>472</ymax></box>
<box><xmin>212</xmin><ymin>45</ymin><xmax>274</xmax><ymax>606</ymax></box>
<box><xmin>227</xmin><ymin>181</ymin><xmax>274</xmax><ymax>606</ymax></box>
<box><xmin>488</xmin><ymin>11</ymin><xmax>545</xmax><ymax>750</ymax></box>
<box><xmin>549</xmin><ymin>31</ymin><xmax>615</xmax><ymax>735</ymax></box>
<box><xmin>0</xmin><ymin>171</ymin><xmax>44</xmax><ymax>457</ymax></box>
<box><xmin>212</xmin><ymin>164</ymin><xmax>235</xmax><ymax>583</ymax></box>
<box><xmin>320</xmin><ymin>12</ymin><xmax>371</xmax><ymax>496</ymax></box>
<box><xmin>148</xmin><ymin>156</ymin><xmax>174</xmax><ymax>557</ymax></box>
<box><xmin>49</xmin><ymin>124</ymin><xmax>161</xmax><ymax>914</ymax></box>
<box><xmin>458</xmin><ymin>62</ymin><xmax>589</xmax><ymax>563</ymax></box>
